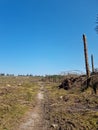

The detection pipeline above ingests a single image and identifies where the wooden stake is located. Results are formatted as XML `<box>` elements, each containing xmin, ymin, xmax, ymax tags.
<box><xmin>91</xmin><ymin>54</ymin><xmax>94</xmax><ymax>73</ymax></box>
<box><xmin>83</xmin><ymin>34</ymin><xmax>90</xmax><ymax>79</ymax></box>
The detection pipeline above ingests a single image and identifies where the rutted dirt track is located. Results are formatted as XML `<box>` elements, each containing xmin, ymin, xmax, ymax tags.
<box><xmin>18</xmin><ymin>83</ymin><xmax>47</xmax><ymax>130</ymax></box>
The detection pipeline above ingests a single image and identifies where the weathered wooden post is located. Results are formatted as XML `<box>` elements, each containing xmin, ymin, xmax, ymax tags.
<box><xmin>83</xmin><ymin>34</ymin><xmax>90</xmax><ymax>84</ymax></box>
<box><xmin>91</xmin><ymin>54</ymin><xmax>94</xmax><ymax>73</ymax></box>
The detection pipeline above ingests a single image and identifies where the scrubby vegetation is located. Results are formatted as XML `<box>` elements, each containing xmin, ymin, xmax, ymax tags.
<box><xmin>45</xmin><ymin>75</ymin><xmax>98</xmax><ymax>130</ymax></box>
<box><xmin>0</xmin><ymin>76</ymin><xmax>39</xmax><ymax>130</ymax></box>
<box><xmin>0</xmin><ymin>74</ymin><xmax>98</xmax><ymax>130</ymax></box>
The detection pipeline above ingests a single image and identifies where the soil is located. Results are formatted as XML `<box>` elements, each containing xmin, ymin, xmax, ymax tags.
<box><xmin>18</xmin><ymin>82</ymin><xmax>47</xmax><ymax>130</ymax></box>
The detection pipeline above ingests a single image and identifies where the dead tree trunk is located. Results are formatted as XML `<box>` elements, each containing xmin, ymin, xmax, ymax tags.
<box><xmin>91</xmin><ymin>54</ymin><xmax>94</xmax><ymax>73</ymax></box>
<box><xmin>83</xmin><ymin>34</ymin><xmax>90</xmax><ymax>87</ymax></box>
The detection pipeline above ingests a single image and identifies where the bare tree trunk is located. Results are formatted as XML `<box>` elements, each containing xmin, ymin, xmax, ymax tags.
<box><xmin>91</xmin><ymin>54</ymin><xmax>94</xmax><ymax>73</ymax></box>
<box><xmin>83</xmin><ymin>34</ymin><xmax>90</xmax><ymax>82</ymax></box>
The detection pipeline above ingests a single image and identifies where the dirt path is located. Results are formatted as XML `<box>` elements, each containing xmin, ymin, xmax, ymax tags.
<box><xmin>18</xmin><ymin>83</ymin><xmax>47</xmax><ymax>130</ymax></box>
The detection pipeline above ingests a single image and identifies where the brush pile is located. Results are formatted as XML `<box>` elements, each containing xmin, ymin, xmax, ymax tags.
<box><xmin>59</xmin><ymin>75</ymin><xmax>86</xmax><ymax>90</ymax></box>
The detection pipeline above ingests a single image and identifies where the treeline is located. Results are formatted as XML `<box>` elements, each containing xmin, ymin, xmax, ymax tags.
<box><xmin>0</xmin><ymin>73</ymin><xmax>14</xmax><ymax>76</ymax></box>
<box><xmin>0</xmin><ymin>73</ymin><xmax>34</xmax><ymax>77</ymax></box>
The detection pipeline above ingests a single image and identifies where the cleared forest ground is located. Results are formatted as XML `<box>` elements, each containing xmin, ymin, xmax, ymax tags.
<box><xmin>45</xmin><ymin>79</ymin><xmax>98</xmax><ymax>130</ymax></box>
<box><xmin>0</xmin><ymin>76</ymin><xmax>40</xmax><ymax>130</ymax></box>
<box><xmin>0</xmin><ymin>75</ymin><xmax>98</xmax><ymax>130</ymax></box>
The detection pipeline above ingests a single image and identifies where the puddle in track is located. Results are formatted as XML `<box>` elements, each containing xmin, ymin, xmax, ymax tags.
<box><xmin>18</xmin><ymin>87</ymin><xmax>46</xmax><ymax>130</ymax></box>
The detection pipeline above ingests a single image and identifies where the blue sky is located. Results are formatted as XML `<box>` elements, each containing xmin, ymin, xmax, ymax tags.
<box><xmin>0</xmin><ymin>0</ymin><xmax>98</xmax><ymax>75</ymax></box>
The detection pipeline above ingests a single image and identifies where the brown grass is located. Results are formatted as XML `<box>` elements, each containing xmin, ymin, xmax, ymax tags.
<box><xmin>45</xmin><ymin>82</ymin><xmax>98</xmax><ymax>130</ymax></box>
<box><xmin>0</xmin><ymin>76</ymin><xmax>39</xmax><ymax>130</ymax></box>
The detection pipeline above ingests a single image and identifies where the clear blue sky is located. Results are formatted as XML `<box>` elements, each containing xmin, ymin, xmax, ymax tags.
<box><xmin>0</xmin><ymin>0</ymin><xmax>98</xmax><ymax>75</ymax></box>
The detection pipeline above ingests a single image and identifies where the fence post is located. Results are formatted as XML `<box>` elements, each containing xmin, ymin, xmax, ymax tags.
<box><xmin>91</xmin><ymin>54</ymin><xmax>94</xmax><ymax>73</ymax></box>
<box><xmin>83</xmin><ymin>34</ymin><xmax>90</xmax><ymax>80</ymax></box>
